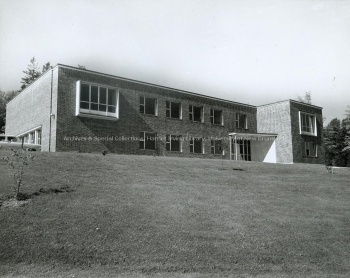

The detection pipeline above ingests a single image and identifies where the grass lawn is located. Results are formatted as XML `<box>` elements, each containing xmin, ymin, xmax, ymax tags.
<box><xmin>0</xmin><ymin>150</ymin><xmax>349</xmax><ymax>277</ymax></box>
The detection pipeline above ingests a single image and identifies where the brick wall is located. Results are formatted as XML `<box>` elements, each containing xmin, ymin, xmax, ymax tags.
<box><xmin>5</xmin><ymin>69</ymin><xmax>58</xmax><ymax>151</ymax></box>
<box><xmin>55</xmin><ymin>66</ymin><xmax>257</xmax><ymax>159</ymax></box>
<box><xmin>257</xmin><ymin>101</ymin><xmax>293</xmax><ymax>163</ymax></box>
<box><xmin>289</xmin><ymin>101</ymin><xmax>324</xmax><ymax>164</ymax></box>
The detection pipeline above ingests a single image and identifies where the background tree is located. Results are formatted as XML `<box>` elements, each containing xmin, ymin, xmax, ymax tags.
<box><xmin>20</xmin><ymin>57</ymin><xmax>42</xmax><ymax>90</ymax></box>
<box><xmin>297</xmin><ymin>91</ymin><xmax>312</xmax><ymax>104</ymax></box>
<box><xmin>0</xmin><ymin>90</ymin><xmax>19</xmax><ymax>133</ymax></box>
<box><xmin>78</xmin><ymin>64</ymin><xmax>86</xmax><ymax>69</ymax></box>
<box><xmin>41</xmin><ymin>62</ymin><xmax>51</xmax><ymax>73</ymax></box>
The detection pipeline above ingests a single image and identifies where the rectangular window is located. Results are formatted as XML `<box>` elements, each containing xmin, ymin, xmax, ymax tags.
<box><xmin>300</xmin><ymin>113</ymin><xmax>316</xmax><ymax>135</ymax></box>
<box><xmin>139</xmin><ymin>132</ymin><xmax>157</xmax><ymax>150</ymax></box>
<box><xmin>17</xmin><ymin>127</ymin><xmax>42</xmax><ymax>145</ymax></box>
<box><xmin>76</xmin><ymin>81</ymin><xmax>118</xmax><ymax>119</ymax></box>
<box><xmin>189</xmin><ymin>105</ymin><xmax>204</xmax><ymax>122</ymax></box>
<box><xmin>236</xmin><ymin>113</ymin><xmax>248</xmax><ymax>129</ymax></box>
<box><xmin>211</xmin><ymin>140</ymin><xmax>223</xmax><ymax>154</ymax></box>
<box><xmin>166</xmin><ymin>135</ymin><xmax>182</xmax><ymax>152</ymax></box>
<box><xmin>305</xmin><ymin>142</ymin><xmax>317</xmax><ymax>157</ymax></box>
<box><xmin>190</xmin><ymin>137</ymin><xmax>204</xmax><ymax>154</ymax></box>
<box><xmin>140</xmin><ymin>96</ymin><xmax>157</xmax><ymax>116</ymax></box>
<box><xmin>210</xmin><ymin>109</ymin><xmax>223</xmax><ymax>125</ymax></box>
<box><xmin>166</xmin><ymin>101</ymin><xmax>182</xmax><ymax>119</ymax></box>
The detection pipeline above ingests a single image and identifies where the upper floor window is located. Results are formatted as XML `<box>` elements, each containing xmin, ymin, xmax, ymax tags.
<box><xmin>189</xmin><ymin>105</ymin><xmax>204</xmax><ymax>122</ymax></box>
<box><xmin>210</xmin><ymin>109</ymin><xmax>224</xmax><ymax>125</ymax></box>
<box><xmin>140</xmin><ymin>96</ymin><xmax>158</xmax><ymax>116</ymax></box>
<box><xmin>76</xmin><ymin>81</ymin><xmax>118</xmax><ymax>120</ymax></box>
<box><xmin>236</xmin><ymin>113</ymin><xmax>247</xmax><ymax>129</ymax></box>
<box><xmin>139</xmin><ymin>132</ymin><xmax>157</xmax><ymax>150</ymax></box>
<box><xmin>166</xmin><ymin>135</ymin><xmax>182</xmax><ymax>152</ymax></box>
<box><xmin>166</xmin><ymin>101</ymin><xmax>182</xmax><ymax>119</ymax></box>
<box><xmin>305</xmin><ymin>142</ymin><xmax>317</xmax><ymax>157</ymax></box>
<box><xmin>300</xmin><ymin>112</ymin><xmax>316</xmax><ymax>136</ymax></box>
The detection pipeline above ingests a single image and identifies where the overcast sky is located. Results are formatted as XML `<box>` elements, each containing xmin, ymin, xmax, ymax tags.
<box><xmin>0</xmin><ymin>0</ymin><xmax>349</xmax><ymax>124</ymax></box>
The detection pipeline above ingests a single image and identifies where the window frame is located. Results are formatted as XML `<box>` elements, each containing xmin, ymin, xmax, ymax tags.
<box><xmin>299</xmin><ymin>112</ymin><xmax>317</xmax><ymax>136</ymax></box>
<box><xmin>75</xmin><ymin>81</ymin><xmax>119</xmax><ymax>120</ymax></box>
<box><xmin>17</xmin><ymin>126</ymin><xmax>42</xmax><ymax>145</ymax></box>
<box><xmin>190</xmin><ymin>137</ymin><xmax>204</xmax><ymax>154</ymax></box>
<box><xmin>211</xmin><ymin>139</ymin><xmax>223</xmax><ymax>155</ymax></box>
<box><xmin>139</xmin><ymin>131</ymin><xmax>157</xmax><ymax>150</ymax></box>
<box><xmin>305</xmin><ymin>142</ymin><xmax>317</xmax><ymax>157</ymax></box>
<box><xmin>140</xmin><ymin>96</ymin><xmax>158</xmax><ymax>116</ymax></box>
<box><xmin>189</xmin><ymin>105</ymin><xmax>204</xmax><ymax>123</ymax></box>
<box><xmin>236</xmin><ymin>113</ymin><xmax>248</xmax><ymax>129</ymax></box>
<box><xmin>210</xmin><ymin>109</ymin><xmax>224</xmax><ymax>126</ymax></box>
<box><xmin>166</xmin><ymin>134</ymin><xmax>183</xmax><ymax>152</ymax></box>
<box><xmin>166</xmin><ymin>101</ymin><xmax>182</xmax><ymax>119</ymax></box>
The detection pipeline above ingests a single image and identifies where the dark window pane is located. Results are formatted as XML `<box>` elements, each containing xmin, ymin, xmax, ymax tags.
<box><xmin>99</xmin><ymin>104</ymin><xmax>107</xmax><ymax>112</ymax></box>
<box><xmin>91</xmin><ymin>103</ymin><xmax>98</xmax><ymax>111</ymax></box>
<box><xmin>193</xmin><ymin>106</ymin><xmax>202</xmax><ymax>122</ymax></box>
<box><xmin>140</xmin><ymin>104</ymin><xmax>144</xmax><ymax>113</ymax></box>
<box><xmin>166</xmin><ymin>101</ymin><xmax>170</xmax><ymax>109</ymax></box>
<box><xmin>213</xmin><ymin>110</ymin><xmax>222</xmax><ymax>125</ymax></box>
<box><xmin>215</xmin><ymin>140</ymin><xmax>222</xmax><ymax>154</ymax></box>
<box><xmin>145</xmin><ymin>133</ymin><xmax>156</xmax><ymax>150</ymax></box>
<box><xmin>171</xmin><ymin>135</ymin><xmax>180</xmax><ymax>151</ymax></box>
<box><xmin>80</xmin><ymin>101</ymin><xmax>89</xmax><ymax>109</ymax></box>
<box><xmin>108</xmin><ymin>89</ymin><xmax>117</xmax><ymax>105</ymax></box>
<box><xmin>91</xmin><ymin>86</ymin><xmax>98</xmax><ymax>103</ymax></box>
<box><xmin>166</xmin><ymin>110</ymin><xmax>170</xmax><ymax>118</ymax></box>
<box><xmin>139</xmin><ymin>141</ymin><xmax>144</xmax><ymax>149</ymax></box>
<box><xmin>166</xmin><ymin>143</ymin><xmax>170</xmax><ymax>151</ymax></box>
<box><xmin>239</xmin><ymin>114</ymin><xmax>246</xmax><ymax>128</ymax></box>
<box><xmin>171</xmin><ymin>102</ymin><xmax>180</xmax><ymax>118</ymax></box>
<box><xmin>81</xmin><ymin>84</ymin><xmax>90</xmax><ymax>102</ymax></box>
<box><xmin>194</xmin><ymin>138</ymin><xmax>202</xmax><ymax>153</ymax></box>
<box><xmin>145</xmin><ymin>98</ymin><xmax>156</xmax><ymax>115</ymax></box>
<box><xmin>108</xmin><ymin>106</ymin><xmax>116</xmax><ymax>113</ymax></box>
<box><xmin>100</xmin><ymin>87</ymin><xmax>107</xmax><ymax>104</ymax></box>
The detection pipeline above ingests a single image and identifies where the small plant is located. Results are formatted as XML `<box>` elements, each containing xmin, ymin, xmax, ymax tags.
<box><xmin>2</xmin><ymin>149</ymin><xmax>34</xmax><ymax>200</ymax></box>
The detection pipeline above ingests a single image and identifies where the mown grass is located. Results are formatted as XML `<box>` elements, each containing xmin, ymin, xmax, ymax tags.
<box><xmin>0</xmin><ymin>150</ymin><xmax>349</xmax><ymax>277</ymax></box>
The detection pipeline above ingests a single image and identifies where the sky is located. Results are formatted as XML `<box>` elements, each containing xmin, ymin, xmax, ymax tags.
<box><xmin>0</xmin><ymin>0</ymin><xmax>349</xmax><ymax>124</ymax></box>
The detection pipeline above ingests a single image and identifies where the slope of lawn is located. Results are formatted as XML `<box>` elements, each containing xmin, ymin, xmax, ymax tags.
<box><xmin>0</xmin><ymin>150</ymin><xmax>349</xmax><ymax>277</ymax></box>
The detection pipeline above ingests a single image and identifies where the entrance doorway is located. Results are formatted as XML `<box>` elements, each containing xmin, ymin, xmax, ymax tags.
<box><xmin>232</xmin><ymin>139</ymin><xmax>251</xmax><ymax>161</ymax></box>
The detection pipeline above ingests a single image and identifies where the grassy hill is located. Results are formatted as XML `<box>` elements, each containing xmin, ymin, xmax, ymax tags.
<box><xmin>0</xmin><ymin>150</ymin><xmax>349</xmax><ymax>277</ymax></box>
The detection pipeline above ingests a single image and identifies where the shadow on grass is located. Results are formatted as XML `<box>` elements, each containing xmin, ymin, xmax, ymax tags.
<box><xmin>0</xmin><ymin>185</ymin><xmax>74</xmax><ymax>208</ymax></box>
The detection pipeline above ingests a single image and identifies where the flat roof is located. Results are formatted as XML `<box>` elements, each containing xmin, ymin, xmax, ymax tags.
<box><xmin>229</xmin><ymin>132</ymin><xmax>278</xmax><ymax>137</ymax></box>
<box><xmin>258</xmin><ymin>99</ymin><xmax>322</xmax><ymax>109</ymax></box>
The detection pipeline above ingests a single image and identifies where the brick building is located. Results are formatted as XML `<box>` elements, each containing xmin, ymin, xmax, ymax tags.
<box><xmin>5</xmin><ymin>64</ymin><xmax>324</xmax><ymax>164</ymax></box>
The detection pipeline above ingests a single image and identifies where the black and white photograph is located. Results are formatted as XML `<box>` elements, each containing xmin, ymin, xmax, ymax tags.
<box><xmin>0</xmin><ymin>0</ymin><xmax>349</xmax><ymax>277</ymax></box>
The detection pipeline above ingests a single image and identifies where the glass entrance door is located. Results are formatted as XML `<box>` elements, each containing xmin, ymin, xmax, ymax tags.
<box><xmin>231</xmin><ymin>139</ymin><xmax>251</xmax><ymax>161</ymax></box>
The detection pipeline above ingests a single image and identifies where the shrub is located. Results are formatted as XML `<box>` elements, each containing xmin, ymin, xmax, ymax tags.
<box><xmin>2</xmin><ymin>149</ymin><xmax>34</xmax><ymax>200</ymax></box>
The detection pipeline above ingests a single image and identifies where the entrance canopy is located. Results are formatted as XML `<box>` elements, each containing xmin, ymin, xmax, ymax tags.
<box><xmin>228</xmin><ymin>132</ymin><xmax>278</xmax><ymax>163</ymax></box>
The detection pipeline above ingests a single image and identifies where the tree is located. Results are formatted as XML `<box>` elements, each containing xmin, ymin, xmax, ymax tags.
<box><xmin>297</xmin><ymin>91</ymin><xmax>312</xmax><ymax>104</ymax></box>
<box><xmin>0</xmin><ymin>90</ymin><xmax>19</xmax><ymax>133</ymax></box>
<box><xmin>42</xmin><ymin>62</ymin><xmax>51</xmax><ymax>73</ymax></box>
<box><xmin>342</xmin><ymin>105</ymin><xmax>350</xmax><ymax>153</ymax></box>
<box><xmin>78</xmin><ymin>64</ymin><xmax>86</xmax><ymax>70</ymax></box>
<box><xmin>20</xmin><ymin>57</ymin><xmax>42</xmax><ymax>90</ymax></box>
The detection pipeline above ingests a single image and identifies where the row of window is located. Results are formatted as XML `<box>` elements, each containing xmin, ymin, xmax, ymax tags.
<box><xmin>139</xmin><ymin>132</ymin><xmax>224</xmax><ymax>154</ymax></box>
<box><xmin>18</xmin><ymin>128</ymin><xmax>42</xmax><ymax>145</ymax></box>
<box><xmin>140</xmin><ymin>97</ymin><xmax>248</xmax><ymax>128</ymax></box>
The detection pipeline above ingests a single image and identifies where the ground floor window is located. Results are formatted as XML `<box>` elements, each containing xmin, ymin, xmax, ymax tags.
<box><xmin>166</xmin><ymin>135</ymin><xmax>182</xmax><ymax>152</ymax></box>
<box><xmin>18</xmin><ymin>127</ymin><xmax>42</xmax><ymax>145</ymax></box>
<box><xmin>232</xmin><ymin>139</ymin><xmax>251</xmax><ymax>161</ymax></box>
<box><xmin>190</xmin><ymin>137</ymin><xmax>204</xmax><ymax>154</ymax></box>
<box><xmin>305</xmin><ymin>142</ymin><xmax>317</xmax><ymax>157</ymax></box>
<box><xmin>139</xmin><ymin>132</ymin><xmax>157</xmax><ymax>150</ymax></box>
<box><xmin>211</xmin><ymin>140</ymin><xmax>223</xmax><ymax>154</ymax></box>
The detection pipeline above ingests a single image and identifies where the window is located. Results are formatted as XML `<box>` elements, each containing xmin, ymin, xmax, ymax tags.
<box><xmin>210</xmin><ymin>109</ymin><xmax>224</xmax><ymax>125</ymax></box>
<box><xmin>305</xmin><ymin>142</ymin><xmax>317</xmax><ymax>157</ymax></box>
<box><xmin>231</xmin><ymin>139</ymin><xmax>251</xmax><ymax>161</ymax></box>
<box><xmin>166</xmin><ymin>101</ymin><xmax>182</xmax><ymax>119</ymax></box>
<box><xmin>211</xmin><ymin>140</ymin><xmax>223</xmax><ymax>155</ymax></box>
<box><xmin>236</xmin><ymin>113</ymin><xmax>247</xmax><ymax>129</ymax></box>
<box><xmin>190</xmin><ymin>137</ymin><xmax>204</xmax><ymax>154</ymax></box>
<box><xmin>76</xmin><ymin>81</ymin><xmax>118</xmax><ymax>119</ymax></box>
<box><xmin>17</xmin><ymin>127</ymin><xmax>42</xmax><ymax>145</ymax></box>
<box><xmin>166</xmin><ymin>135</ymin><xmax>182</xmax><ymax>152</ymax></box>
<box><xmin>139</xmin><ymin>132</ymin><xmax>157</xmax><ymax>150</ymax></box>
<box><xmin>140</xmin><ymin>96</ymin><xmax>157</xmax><ymax>116</ymax></box>
<box><xmin>300</xmin><ymin>112</ymin><xmax>316</xmax><ymax>135</ymax></box>
<box><xmin>189</xmin><ymin>105</ymin><xmax>204</xmax><ymax>122</ymax></box>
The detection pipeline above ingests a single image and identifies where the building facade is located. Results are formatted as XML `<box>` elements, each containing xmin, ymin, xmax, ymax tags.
<box><xmin>5</xmin><ymin>64</ymin><xmax>324</xmax><ymax>164</ymax></box>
